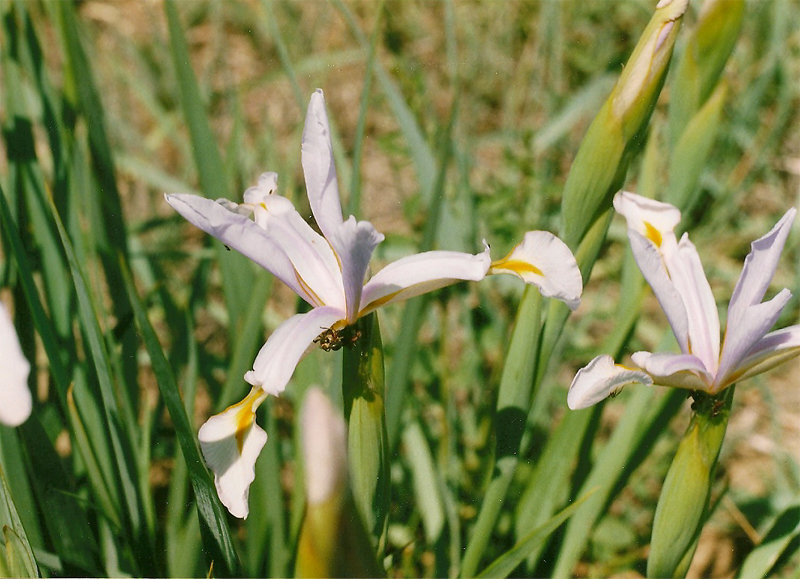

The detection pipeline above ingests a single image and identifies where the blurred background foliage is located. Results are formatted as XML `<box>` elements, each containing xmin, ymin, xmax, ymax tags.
<box><xmin>0</xmin><ymin>0</ymin><xmax>797</xmax><ymax>577</ymax></box>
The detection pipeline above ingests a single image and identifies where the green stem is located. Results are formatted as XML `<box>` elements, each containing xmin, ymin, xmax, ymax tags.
<box><xmin>647</xmin><ymin>386</ymin><xmax>735</xmax><ymax>578</ymax></box>
<box><xmin>342</xmin><ymin>313</ymin><xmax>390</xmax><ymax>555</ymax></box>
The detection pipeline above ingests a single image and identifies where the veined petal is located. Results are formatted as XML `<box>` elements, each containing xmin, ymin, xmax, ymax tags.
<box><xmin>632</xmin><ymin>351</ymin><xmax>713</xmax><ymax>391</ymax></box>
<box><xmin>301</xmin><ymin>89</ymin><xmax>344</xmax><ymax>240</ymax></box>
<box><xmin>165</xmin><ymin>193</ymin><xmax>315</xmax><ymax>304</ymax></box>
<box><xmin>732</xmin><ymin>325</ymin><xmax>800</xmax><ymax>385</ymax></box>
<box><xmin>715</xmin><ymin>288</ymin><xmax>792</xmax><ymax>391</ymax></box>
<box><xmin>727</xmin><ymin>208</ymin><xmax>796</xmax><ymax>330</ymax></box>
<box><xmin>664</xmin><ymin>234</ymin><xmax>720</xmax><ymax>373</ymax></box>
<box><xmin>358</xmin><ymin>247</ymin><xmax>492</xmax><ymax>317</ymax></box>
<box><xmin>488</xmin><ymin>231</ymin><xmax>583</xmax><ymax>310</ymax></box>
<box><xmin>327</xmin><ymin>216</ymin><xmax>384</xmax><ymax>323</ymax></box>
<box><xmin>244</xmin><ymin>306</ymin><xmax>346</xmax><ymax>395</ymax></box>
<box><xmin>198</xmin><ymin>387</ymin><xmax>268</xmax><ymax>519</ymax></box>
<box><xmin>0</xmin><ymin>303</ymin><xmax>31</xmax><ymax>427</ymax></box>
<box><xmin>613</xmin><ymin>191</ymin><xmax>681</xmax><ymax>249</ymax></box>
<box><xmin>567</xmin><ymin>355</ymin><xmax>653</xmax><ymax>410</ymax></box>
<box><xmin>301</xmin><ymin>388</ymin><xmax>348</xmax><ymax>505</ymax></box>
<box><xmin>629</xmin><ymin>231</ymin><xmax>691</xmax><ymax>353</ymax></box>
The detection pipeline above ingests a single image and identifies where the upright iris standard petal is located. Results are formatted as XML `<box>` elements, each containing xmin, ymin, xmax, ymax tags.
<box><xmin>714</xmin><ymin>289</ymin><xmax>792</xmax><ymax>390</ymax></box>
<box><xmin>255</xmin><ymin>195</ymin><xmax>346</xmax><ymax>311</ymax></box>
<box><xmin>302</xmin><ymin>89</ymin><xmax>344</xmax><ymax>240</ymax></box>
<box><xmin>488</xmin><ymin>231</ymin><xmax>583</xmax><ymax>311</ymax></box>
<box><xmin>668</xmin><ymin>235</ymin><xmax>720</xmax><ymax>372</ymax></box>
<box><xmin>328</xmin><ymin>217</ymin><xmax>384</xmax><ymax>324</ymax></box>
<box><xmin>0</xmin><ymin>302</ymin><xmax>32</xmax><ymax>427</ymax></box>
<box><xmin>198</xmin><ymin>387</ymin><xmax>268</xmax><ymax>519</ymax></box>
<box><xmin>717</xmin><ymin>208</ymin><xmax>797</xmax><ymax>386</ymax></box>
<box><xmin>726</xmin><ymin>208</ymin><xmax>796</xmax><ymax>328</ymax></box>
<box><xmin>567</xmin><ymin>191</ymin><xmax>798</xmax><ymax>410</ymax></box>
<box><xmin>613</xmin><ymin>191</ymin><xmax>681</xmax><ymax>248</ymax></box>
<box><xmin>627</xmin><ymin>232</ymin><xmax>691</xmax><ymax>352</ymax></box>
<box><xmin>733</xmin><ymin>326</ymin><xmax>800</xmax><ymax>383</ymax></box>
<box><xmin>244</xmin><ymin>306</ymin><xmax>346</xmax><ymax>395</ymax></box>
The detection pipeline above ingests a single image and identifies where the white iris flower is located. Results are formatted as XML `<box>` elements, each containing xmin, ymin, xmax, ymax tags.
<box><xmin>167</xmin><ymin>90</ymin><xmax>583</xmax><ymax>517</ymax></box>
<box><xmin>568</xmin><ymin>191</ymin><xmax>798</xmax><ymax>410</ymax></box>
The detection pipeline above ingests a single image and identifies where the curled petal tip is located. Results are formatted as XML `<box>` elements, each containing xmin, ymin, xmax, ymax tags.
<box><xmin>567</xmin><ymin>355</ymin><xmax>652</xmax><ymax>410</ymax></box>
<box><xmin>489</xmin><ymin>231</ymin><xmax>583</xmax><ymax>310</ymax></box>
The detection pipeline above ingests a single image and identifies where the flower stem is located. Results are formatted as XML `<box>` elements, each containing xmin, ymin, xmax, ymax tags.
<box><xmin>647</xmin><ymin>386</ymin><xmax>735</xmax><ymax>578</ymax></box>
<box><xmin>341</xmin><ymin>313</ymin><xmax>390</xmax><ymax>556</ymax></box>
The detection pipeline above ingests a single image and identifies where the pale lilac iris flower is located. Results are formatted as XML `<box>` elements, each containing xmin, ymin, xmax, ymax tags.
<box><xmin>167</xmin><ymin>90</ymin><xmax>583</xmax><ymax>517</ymax></box>
<box><xmin>568</xmin><ymin>191</ymin><xmax>799</xmax><ymax>410</ymax></box>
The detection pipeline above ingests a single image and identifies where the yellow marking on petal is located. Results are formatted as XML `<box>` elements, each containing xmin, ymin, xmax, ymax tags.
<box><xmin>294</xmin><ymin>269</ymin><xmax>325</xmax><ymax>308</ymax></box>
<box><xmin>326</xmin><ymin>238</ymin><xmax>343</xmax><ymax>272</ymax></box>
<box><xmin>644</xmin><ymin>221</ymin><xmax>663</xmax><ymax>247</ymax></box>
<box><xmin>489</xmin><ymin>258</ymin><xmax>544</xmax><ymax>278</ymax></box>
<box><xmin>358</xmin><ymin>289</ymin><xmax>404</xmax><ymax>318</ymax></box>
<box><xmin>618</xmin><ymin>363</ymin><xmax>640</xmax><ymax>372</ymax></box>
<box><xmin>231</xmin><ymin>388</ymin><xmax>267</xmax><ymax>454</ymax></box>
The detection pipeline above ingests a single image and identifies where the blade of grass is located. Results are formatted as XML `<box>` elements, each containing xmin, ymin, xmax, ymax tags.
<box><xmin>0</xmin><ymin>467</ymin><xmax>37</xmax><ymax>578</ymax></box>
<box><xmin>551</xmin><ymin>388</ymin><xmax>684</xmax><ymax>578</ymax></box>
<box><xmin>736</xmin><ymin>503</ymin><xmax>800</xmax><ymax>579</ymax></box>
<box><xmin>47</xmin><ymin>192</ymin><xmax>152</xmax><ymax>575</ymax></box>
<box><xmin>56</xmin><ymin>0</ymin><xmax>141</xmax><ymax>415</ymax></box>
<box><xmin>19</xmin><ymin>415</ymin><xmax>102</xmax><ymax>575</ymax></box>
<box><xmin>333</xmin><ymin>0</ymin><xmax>437</xmax><ymax>203</ymax></box>
<box><xmin>347</xmin><ymin>1</ymin><xmax>384</xmax><ymax>217</ymax></box>
<box><xmin>384</xmin><ymin>100</ymin><xmax>459</xmax><ymax>448</ymax></box>
<box><xmin>0</xmin><ymin>184</ymin><xmax>126</xmax><ymax>535</ymax></box>
<box><xmin>403</xmin><ymin>421</ymin><xmax>445</xmax><ymax>544</ymax></box>
<box><xmin>460</xmin><ymin>288</ymin><xmax>543</xmax><ymax>577</ymax></box>
<box><xmin>217</xmin><ymin>273</ymin><xmax>272</xmax><ymax>412</ymax></box>
<box><xmin>258</xmin><ymin>0</ymin><xmax>354</xmax><ymax>201</ymax></box>
<box><xmin>164</xmin><ymin>0</ymin><xmax>254</xmax><ymax>332</ymax></box>
<box><xmin>120</xmin><ymin>258</ymin><xmax>241</xmax><ymax>577</ymax></box>
<box><xmin>477</xmin><ymin>491</ymin><xmax>595</xmax><ymax>579</ymax></box>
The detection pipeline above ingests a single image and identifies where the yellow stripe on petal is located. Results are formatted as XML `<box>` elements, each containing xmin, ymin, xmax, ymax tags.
<box><xmin>489</xmin><ymin>258</ymin><xmax>544</xmax><ymax>278</ymax></box>
<box><xmin>644</xmin><ymin>221</ymin><xmax>663</xmax><ymax>247</ymax></box>
<box><xmin>227</xmin><ymin>387</ymin><xmax>268</xmax><ymax>453</ymax></box>
<box><xmin>295</xmin><ymin>269</ymin><xmax>326</xmax><ymax>308</ymax></box>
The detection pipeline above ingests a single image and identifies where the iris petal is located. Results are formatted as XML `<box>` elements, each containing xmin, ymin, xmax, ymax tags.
<box><xmin>198</xmin><ymin>387</ymin><xmax>268</xmax><ymax>519</ymax></box>
<box><xmin>359</xmin><ymin>247</ymin><xmax>492</xmax><ymax>317</ymax></box>
<box><xmin>489</xmin><ymin>231</ymin><xmax>583</xmax><ymax>311</ymax></box>
<box><xmin>244</xmin><ymin>306</ymin><xmax>346</xmax><ymax>395</ymax></box>
<box><xmin>567</xmin><ymin>355</ymin><xmax>653</xmax><ymax>410</ymax></box>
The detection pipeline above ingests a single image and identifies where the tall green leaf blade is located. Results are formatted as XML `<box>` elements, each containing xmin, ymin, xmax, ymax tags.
<box><xmin>736</xmin><ymin>503</ymin><xmax>800</xmax><ymax>579</ymax></box>
<box><xmin>18</xmin><ymin>417</ymin><xmax>102</xmax><ymax>575</ymax></box>
<box><xmin>0</xmin><ymin>467</ymin><xmax>37</xmax><ymax>578</ymax></box>
<box><xmin>120</xmin><ymin>259</ymin><xmax>240</xmax><ymax>577</ymax></box>
<box><xmin>46</xmin><ymin>193</ymin><xmax>152</xmax><ymax>575</ymax></box>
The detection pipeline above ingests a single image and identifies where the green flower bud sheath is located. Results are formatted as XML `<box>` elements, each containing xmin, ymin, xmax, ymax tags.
<box><xmin>647</xmin><ymin>386</ymin><xmax>734</xmax><ymax>578</ymax></box>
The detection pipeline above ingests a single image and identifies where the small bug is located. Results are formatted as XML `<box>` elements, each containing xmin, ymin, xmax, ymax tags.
<box><xmin>313</xmin><ymin>326</ymin><xmax>362</xmax><ymax>352</ymax></box>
